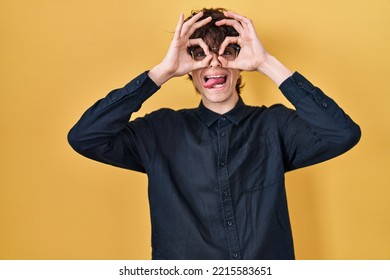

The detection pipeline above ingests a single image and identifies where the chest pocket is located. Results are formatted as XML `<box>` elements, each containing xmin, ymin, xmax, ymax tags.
<box><xmin>228</xmin><ymin>135</ymin><xmax>284</xmax><ymax>192</ymax></box>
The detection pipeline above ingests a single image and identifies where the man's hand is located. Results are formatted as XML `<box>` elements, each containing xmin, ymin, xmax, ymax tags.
<box><xmin>216</xmin><ymin>11</ymin><xmax>292</xmax><ymax>86</ymax></box>
<box><xmin>149</xmin><ymin>12</ymin><xmax>212</xmax><ymax>86</ymax></box>
<box><xmin>215</xmin><ymin>11</ymin><xmax>268</xmax><ymax>72</ymax></box>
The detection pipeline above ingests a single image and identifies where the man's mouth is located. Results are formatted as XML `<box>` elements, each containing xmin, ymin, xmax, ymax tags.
<box><xmin>203</xmin><ymin>75</ymin><xmax>227</xmax><ymax>89</ymax></box>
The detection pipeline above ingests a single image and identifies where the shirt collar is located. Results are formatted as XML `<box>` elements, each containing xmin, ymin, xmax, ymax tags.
<box><xmin>197</xmin><ymin>97</ymin><xmax>246</xmax><ymax>127</ymax></box>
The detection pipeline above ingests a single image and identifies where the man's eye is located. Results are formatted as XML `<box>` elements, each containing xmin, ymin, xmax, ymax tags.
<box><xmin>194</xmin><ymin>49</ymin><xmax>205</xmax><ymax>57</ymax></box>
<box><xmin>223</xmin><ymin>47</ymin><xmax>235</xmax><ymax>55</ymax></box>
<box><xmin>190</xmin><ymin>48</ymin><xmax>206</xmax><ymax>61</ymax></box>
<box><xmin>221</xmin><ymin>45</ymin><xmax>240</xmax><ymax>60</ymax></box>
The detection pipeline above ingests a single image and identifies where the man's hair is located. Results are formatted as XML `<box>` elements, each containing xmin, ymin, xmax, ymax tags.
<box><xmin>185</xmin><ymin>8</ymin><xmax>244</xmax><ymax>94</ymax></box>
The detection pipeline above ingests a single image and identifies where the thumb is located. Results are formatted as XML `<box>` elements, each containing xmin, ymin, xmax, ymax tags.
<box><xmin>192</xmin><ymin>54</ymin><xmax>213</xmax><ymax>70</ymax></box>
<box><xmin>219</xmin><ymin>56</ymin><xmax>240</xmax><ymax>70</ymax></box>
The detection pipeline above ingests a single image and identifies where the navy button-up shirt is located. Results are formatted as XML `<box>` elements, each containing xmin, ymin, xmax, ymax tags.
<box><xmin>68</xmin><ymin>72</ymin><xmax>360</xmax><ymax>259</ymax></box>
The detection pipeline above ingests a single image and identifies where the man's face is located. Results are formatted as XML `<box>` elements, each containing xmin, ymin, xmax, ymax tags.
<box><xmin>190</xmin><ymin>52</ymin><xmax>241</xmax><ymax>111</ymax></box>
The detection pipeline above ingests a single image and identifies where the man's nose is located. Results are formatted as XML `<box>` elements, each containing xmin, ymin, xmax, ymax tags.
<box><xmin>209</xmin><ymin>52</ymin><xmax>222</xmax><ymax>67</ymax></box>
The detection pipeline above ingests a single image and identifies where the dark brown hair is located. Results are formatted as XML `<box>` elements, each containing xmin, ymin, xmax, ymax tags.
<box><xmin>186</xmin><ymin>8</ymin><xmax>244</xmax><ymax>94</ymax></box>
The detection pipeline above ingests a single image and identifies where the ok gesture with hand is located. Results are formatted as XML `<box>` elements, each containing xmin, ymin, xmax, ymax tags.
<box><xmin>149</xmin><ymin>12</ymin><xmax>212</xmax><ymax>86</ymax></box>
<box><xmin>216</xmin><ymin>11</ymin><xmax>268</xmax><ymax>72</ymax></box>
<box><xmin>216</xmin><ymin>11</ymin><xmax>292</xmax><ymax>86</ymax></box>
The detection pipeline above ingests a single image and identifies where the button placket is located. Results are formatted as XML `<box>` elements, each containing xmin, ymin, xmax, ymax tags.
<box><xmin>216</xmin><ymin>117</ymin><xmax>242</xmax><ymax>260</ymax></box>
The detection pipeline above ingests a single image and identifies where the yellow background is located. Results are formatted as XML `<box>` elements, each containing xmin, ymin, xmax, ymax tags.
<box><xmin>1</xmin><ymin>0</ymin><xmax>389</xmax><ymax>260</ymax></box>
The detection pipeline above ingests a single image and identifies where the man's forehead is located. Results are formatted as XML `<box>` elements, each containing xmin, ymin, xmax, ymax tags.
<box><xmin>202</xmin><ymin>35</ymin><xmax>224</xmax><ymax>49</ymax></box>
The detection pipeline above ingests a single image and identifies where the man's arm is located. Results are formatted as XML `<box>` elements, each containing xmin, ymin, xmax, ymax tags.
<box><xmin>278</xmin><ymin>73</ymin><xmax>361</xmax><ymax>170</ymax></box>
<box><xmin>68</xmin><ymin>12</ymin><xmax>213</xmax><ymax>170</ymax></box>
<box><xmin>67</xmin><ymin>72</ymin><xmax>160</xmax><ymax>172</ymax></box>
<box><xmin>148</xmin><ymin>12</ymin><xmax>213</xmax><ymax>86</ymax></box>
<box><xmin>217</xmin><ymin>11</ymin><xmax>360</xmax><ymax>168</ymax></box>
<box><xmin>216</xmin><ymin>11</ymin><xmax>293</xmax><ymax>86</ymax></box>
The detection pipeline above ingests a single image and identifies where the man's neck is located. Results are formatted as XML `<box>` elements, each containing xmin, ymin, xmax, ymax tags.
<box><xmin>201</xmin><ymin>93</ymin><xmax>239</xmax><ymax>115</ymax></box>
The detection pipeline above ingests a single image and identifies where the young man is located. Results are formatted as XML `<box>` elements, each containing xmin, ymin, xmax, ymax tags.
<box><xmin>68</xmin><ymin>8</ymin><xmax>361</xmax><ymax>259</ymax></box>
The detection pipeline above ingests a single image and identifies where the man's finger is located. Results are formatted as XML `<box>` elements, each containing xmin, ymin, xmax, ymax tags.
<box><xmin>218</xmin><ymin>36</ymin><xmax>239</xmax><ymax>55</ymax></box>
<box><xmin>188</xmin><ymin>38</ymin><xmax>210</xmax><ymax>55</ymax></box>
<box><xmin>173</xmin><ymin>13</ymin><xmax>185</xmax><ymax>39</ymax></box>
<box><xmin>217</xmin><ymin>55</ymin><xmax>229</xmax><ymax>68</ymax></box>
<box><xmin>223</xmin><ymin>11</ymin><xmax>252</xmax><ymax>26</ymax></box>
<box><xmin>192</xmin><ymin>54</ymin><xmax>213</xmax><ymax>70</ymax></box>
<box><xmin>185</xmin><ymin>16</ymin><xmax>212</xmax><ymax>37</ymax></box>
<box><xmin>215</xmin><ymin>19</ymin><xmax>244</xmax><ymax>35</ymax></box>
<box><xmin>181</xmin><ymin>12</ymin><xmax>205</xmax><ymax>36</ymax></box>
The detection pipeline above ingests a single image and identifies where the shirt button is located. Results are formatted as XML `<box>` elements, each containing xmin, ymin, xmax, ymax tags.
<box><xmin>220</xmin><ymin>116</ymin><xmax>226</xmax><ymax>121</ymax></box>
<box><xmin>322</xmin><ymin>102</ymin><xmax>328</xmax><ymax>108</ymax></box>
<box><xmin>223</xmin><ymin>191</ymin><xmax>229</xmax><ymax>196</ymax></box>
<box><xmin>232</xmin><ymin>252</ymin><xmax>239</xmax><ymax>258</ymax></box>
<box><xmin>136</xmin><ymin>80</ymin><xmax>141</xmax><ymax>85</ymax></box>
<box><xmin>227</xmin><ymin>221</ymin><xmax>233</xmax><ymax>226</ymax></box>
<box><xmin>220</xmin><ymin>132</ymin><xmax>226</xmax><ymax>137</ymax></box>
<box><xmin>219</xmin><ymin>161</ymin><xmax>225</xmax><ymax>167</ymax></box>
<box><xmin>298</xmin><ymin>81</ymin><xmax>304</xmax><ymax>87</ymax></box>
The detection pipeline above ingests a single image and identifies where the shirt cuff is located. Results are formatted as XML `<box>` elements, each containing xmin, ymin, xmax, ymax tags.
<box><xmin>123</xmin><ymin>71</ymin><xmax>161</xmax><ymax>104</ymax></box>
<box><xmin>279</xmin><ymin>71</ymin><xmax>322</xmax><ymax>104</ymax></box>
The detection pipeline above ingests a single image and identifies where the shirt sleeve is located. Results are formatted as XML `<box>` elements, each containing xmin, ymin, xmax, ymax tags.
<box><xmin>67</xmin><ymin>71</ymin><xmax>160</xmax><ymax>173</ymax></box>
<box><xmin>278</xmin><ymin>72</ymin><xmax>361</xmax><ymax>171</ymax></box>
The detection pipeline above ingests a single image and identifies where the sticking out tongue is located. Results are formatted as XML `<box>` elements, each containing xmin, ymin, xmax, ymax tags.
<box><xmin>203</xmin><ymin>77</ymin><xmax>226</xmax><ymax>89</ymax></box>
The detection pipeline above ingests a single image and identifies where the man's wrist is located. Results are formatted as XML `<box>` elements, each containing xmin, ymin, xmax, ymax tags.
<box><xmin>256</xmin><ymin>54</ymin><xmax>293</xmax><ymax>87</ymax></box>
<box><xmin>148</xmin><ymin>64</ymin><xmax>173</xmax><ymax>87</ymax></box>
